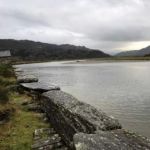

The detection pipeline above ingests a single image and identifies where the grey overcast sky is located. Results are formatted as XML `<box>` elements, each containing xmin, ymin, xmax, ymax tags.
<box><xmin>0</xmin><ymin>0</ymin><xmax>150</xmax><ymax>53</ymax></box>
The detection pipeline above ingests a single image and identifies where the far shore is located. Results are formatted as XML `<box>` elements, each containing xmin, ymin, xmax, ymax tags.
<box><xmin>13</xmin><ymin>56</ymin><xmax>150</xmax><ymax>65</ymax></box>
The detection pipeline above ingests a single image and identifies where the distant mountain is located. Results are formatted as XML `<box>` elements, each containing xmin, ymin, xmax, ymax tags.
<box><xmin>116</xmin><ymin>46</ymin><xmax>150</xmax><ymax>57</ymax></box>
<box><xmin>0</xmin><ymin>39</ymin><xmax>110</xmax><ymax>61</ymax></box>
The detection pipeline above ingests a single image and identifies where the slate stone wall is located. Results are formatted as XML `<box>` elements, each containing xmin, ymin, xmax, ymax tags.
<box><xmin>41</xmin><ymin>90</ymin><xmax>121</xmax><ymax>148</ymax></box>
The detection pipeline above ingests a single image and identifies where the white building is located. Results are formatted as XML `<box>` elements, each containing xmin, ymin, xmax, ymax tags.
<box><xmin>0</xmin><ymin>50</ymin><xmax>11</xmax><ymax>58</ymax></box>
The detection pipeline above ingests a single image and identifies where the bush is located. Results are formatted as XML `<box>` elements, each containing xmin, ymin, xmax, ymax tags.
<box><xmin>0</xmin><ymin>63</ymin><xmax>14</xmax><ymax>77</ymax></box>
<box><xmin>0</xmin><ymin>86</ymin><xmax>9</xmax><ymax>104</ymax></box>
<box><xmin>0</xmin><ymin>77</ymin><xmax>15</xmax><ymax>87</ymax></box>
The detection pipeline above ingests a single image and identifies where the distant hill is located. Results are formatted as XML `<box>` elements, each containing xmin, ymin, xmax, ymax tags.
<box><xmin>144</xmin><ymin>54</ymin><xmax>150</xmax><ymax>57</ymax></box>
<box><xmin>116</xmin><ymin>46</ymin><xmax>150</xmax><ymax>57</ymax></box>
<box><xmin>0</xmin><ymin>39</ymin><xmax>110</xmax><ymax>61</ymax></box>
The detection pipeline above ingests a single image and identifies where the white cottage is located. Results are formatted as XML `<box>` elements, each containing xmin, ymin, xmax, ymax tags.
<box><xmin>0</xmin><ymin>50</ymin><xmax>11</xmax><ymax>58</ymax></box>
<box><xmin>0</xmin><ymin>50</ymin><xmax>11</xmax><ymax>63</ymax></box>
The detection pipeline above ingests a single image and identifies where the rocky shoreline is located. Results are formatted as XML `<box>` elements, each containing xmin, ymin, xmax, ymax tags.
<box><xmin>15</xmin><ymin>71</ymin><xmax>150</xmax><ymax>150</ymax></box>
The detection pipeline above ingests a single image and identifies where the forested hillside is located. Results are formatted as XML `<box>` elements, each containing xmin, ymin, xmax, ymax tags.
<box><xmin>0</xmin><ymin>39</ymin><xmax>110</xmax><ymax>61</ymax></box>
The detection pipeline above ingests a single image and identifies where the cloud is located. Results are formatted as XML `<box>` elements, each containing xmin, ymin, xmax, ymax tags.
<box><xmin>0</xmin><ymin>0</ymin><xmax>150</xmax><ymax>53</ymax></box>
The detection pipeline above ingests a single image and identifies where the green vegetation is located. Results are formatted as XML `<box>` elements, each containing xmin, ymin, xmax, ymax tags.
<box><xmin>0</xmin><ymin>93</ymin><xmax>49</xmax><ymax>150</ymax></box>
<box><xmin>0</xmin><ymin>63</ymin><xmax>15</xmax><ymax>105</ymax></box>
<box><xmin>0</xmin><ymin>63</ymin><xmax>15</xmax><ymax>104</ymax></box>
<box><xmin>0</xmin><ymin>63</ymin><xmax>49</xmax><ymax>150</ymax></box>
<box><xmin>0</xmin><ymin>63</ymin><xmax>14</xmax><ymax>77</ymax></box>
<box><xmin>0</xmin><ymin>87</ymin><xmax>9</xmax><ymax>104</ymax></box>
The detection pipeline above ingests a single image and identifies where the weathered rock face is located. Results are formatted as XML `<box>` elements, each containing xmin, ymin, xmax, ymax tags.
<box><xmin>41</xmin><ymin>90</ymin><xmax>121</xmax><ymax>148</ymax></box>
<box><xmin>17</xmin><ymin>75</ymin><xmax>38</xmax><ymax>83</ymax></box>
<box><xmin>73</xmin><ymin>130</ymin><xmax>150</xmax><ymax>150</ymax></box>
<box><xmin>20</xmin><ymin>82</ymin><xmax>60</xmax><ymax>93</ymax></box>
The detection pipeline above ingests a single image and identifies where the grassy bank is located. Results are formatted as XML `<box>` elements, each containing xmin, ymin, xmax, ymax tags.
<box><xmin>0</xmin><ymin>63</ymin><xmax>15</xmax><ymax>121</ymax></box>
<box><xmin>0</xmin><ymin>63</ymin><xmax>49</xmax><ymax>150</ymax></box>
<box><xmin>84</xmin><ymin>56</ymin><xmax>150</xmax><ymax>62</ymax></box>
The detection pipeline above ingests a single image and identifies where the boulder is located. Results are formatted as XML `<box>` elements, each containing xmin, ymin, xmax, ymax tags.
<box><xmin>41</xmin><ymin>90</ymin><xmax>121</xmax><ymax>148</ymax></box>
<box><xmin>20</xmin><ymin>82</ymin><xmax>60</xmax><ymax>93</ymax></box>
<box><xmin>73</xmin><ymin>130</ymin><xmax>150</xmax><ymax>150</ymax></box>
<box><xmin>17</xmin><ymin>75</ymin><xmax>38</xmax><ymax>83</ymax></box>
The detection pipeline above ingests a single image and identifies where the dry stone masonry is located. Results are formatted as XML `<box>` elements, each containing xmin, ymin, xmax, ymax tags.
<box><xmin>32</xmin><ymin>128</ymin><xmax>68</xmax><ymax>150</ymax></box>
<box><xmin>41</xmin><ymin>90</ymin><xmax>122</xmax><ymax>148</ymax></box>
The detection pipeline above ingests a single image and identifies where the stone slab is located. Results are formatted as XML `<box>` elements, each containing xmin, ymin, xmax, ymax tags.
<box><xmin>17</xmin><ymin>75</ymin><xmax>38</xmax><ymax>83</ymax></box>
<box><xmin>20</xmin><ymin>82</ymin><xmax>60</xmax><ymax>92</ymax></box>
<box><xmin>73</xmin><ymin>130</ymin><xmax>150</xmax><ymax>150</ymax></box>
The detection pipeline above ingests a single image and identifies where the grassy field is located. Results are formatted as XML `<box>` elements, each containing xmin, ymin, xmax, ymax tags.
<box><xmin>0</xmin><ymin>63</ymin><xmax>49</xmax><ymax>150</ymax></box>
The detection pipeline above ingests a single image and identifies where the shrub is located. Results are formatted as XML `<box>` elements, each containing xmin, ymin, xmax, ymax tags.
<box><xmin>0</xmin><ymin>63</ymin><xmax>14</xmax><ymax>77</ymax></box>
<box><xmin>0</xmin><ymin>77</ymin><xmax>15</xmax><ymax>87</ymax></box>
<box><xmin>0</xmin><ymin>86</ymin><xmax>9</xmax><ymax>104</ymax></box>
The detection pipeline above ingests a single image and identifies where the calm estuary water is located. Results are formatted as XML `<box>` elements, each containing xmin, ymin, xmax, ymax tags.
<box><xmin>15</xmin><ymin>61</ymin><xmax>150</xmax><ymax>138</ymax></box>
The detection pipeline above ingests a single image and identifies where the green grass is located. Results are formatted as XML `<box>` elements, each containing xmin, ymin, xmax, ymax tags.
<box><xmin>0</xmin><ymin>92</ymin><xmax>49</xmax><ymax>150</ymax></box>
<box><xmin>0</xmin><ymin>77</ymin><xmax>16</xmax><ymax>104</ymax></box>
<box><xmin>0</xmin><ymin>63</ymin><xmax>16</xmax><ymax>104</ymax></box>
<box><xmin>0</xmin><ymin>87</ymin><xmax>9</xmax><ymax>104</ymax></box>
<box><xmin>0</xmin><ymin>77</ymin><xmax>16</xmax><ymax>87</ymax></box>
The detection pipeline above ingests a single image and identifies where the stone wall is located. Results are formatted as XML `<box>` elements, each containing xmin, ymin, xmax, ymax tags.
<box><xmin>41</xmin><ymin>90</ymin><xmax>121</xmax><ymax>148</ymax></box>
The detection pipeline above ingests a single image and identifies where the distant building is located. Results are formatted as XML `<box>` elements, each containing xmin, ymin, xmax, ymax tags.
<box><xmin>0</xmin><ymin>50</ymin><xmax>11</xmax><ymax>63</ymax></box>
<box><xmin>0</xmin><ymin>50</ymin><xmax>11</xmax><ymax>58</ymax></box>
